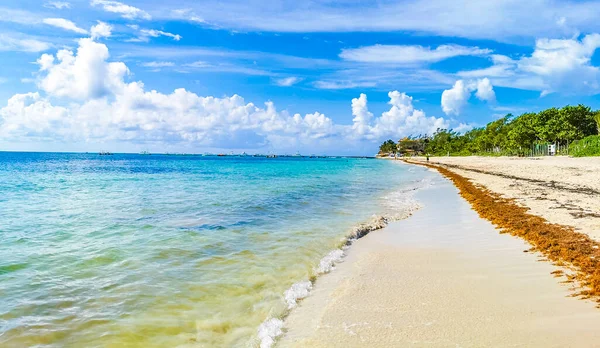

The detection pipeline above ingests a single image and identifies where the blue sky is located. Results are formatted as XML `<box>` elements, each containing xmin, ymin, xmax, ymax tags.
<box><xmin>2</xmin><ymin>0</ymin><xmax>600</xmax><ymax>154</ymax></box>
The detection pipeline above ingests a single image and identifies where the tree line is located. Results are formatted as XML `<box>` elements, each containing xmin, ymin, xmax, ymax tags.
<box><xmin>379</xmin><ymin>104</ymin><xmax>600</xmax><ymax>157</ymax></box>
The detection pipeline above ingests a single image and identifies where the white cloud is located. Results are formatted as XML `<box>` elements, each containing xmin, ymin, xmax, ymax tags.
<box><xmin>441</xmin><ymin>80</ymin><xmax>471</xmax><ymax>116</ymax></box>
<box><xmin>142</xmin><ymin>0</ymin><xmax>600</xmax><ymax>42</ymax></box>
<box><xmin>351</xmin><ymin>93</ymin><xmax>373</xmax><ymax>137</ymax></box>
<box><xmin>128</xmin><ymin>29</ymin><xmax>182</xmax><ymax>42</ymax></box>
<box><xmin>171</xmin><ymin>9</ymin><xmax>205</xmax><ymax>23</ymax></box>
<box><xmin>36</xmin><ymin>38</ymin><xmax>128</xmax><ymax>100</ymax></box>
<box><xmin>0</xmin><ymin>8</ymin><xmax>42</xmax><ymax>25</ymax></box>
<box><xmin>340</xmin><ymin>44</ymin><xmax>491</xmax><ymax>64</ymax></box>
<box><xmin>91</xmin><ymin>21</ymin><xmax>112</xmax><ymax>39</ymax></box>
<box><xmin>475</xmin><ymin>78</ymin><xmax>496</xmax><ymax>102</ymax></box>
<box><xmin>372</xmin><ymin>91</ymin><xmax>448</xmax><ymax>138</ymax></box>
<box><xmin>454</xmin><ymin>123</ymin><xmax>474</xmax><ymax>133</ymax></box>
<box><xmin>274</xmin><ymin>77</ymin><xmax>301</xmax><ymax>86</ymax></box>
<box><xmin>139</xmin><ymin>29</ymin><xmax>182</xmax><ymax>41</ymax></box>
<box><xmin>458</xmin><ymin>34</ymin><xmax>600</xmax><ymax>95</ymax></box>
<box><xmin>43</xmin><ymin>18</ymin><xmax>88</xmax><ymax>34</ymax></box>
<box><xmin>441</xmin><ymin>78</ymin><xmax>496</xmax><ymax>115</ymax></box>
<box><xmin>44</xmin><ymin>2</ymin><xmax>71</xmax><ymax>9</ymax></box>
<box><xmin>181</xmin><ymin>61</ymin><xmax>272</xmax><ymax>76</ymax></box>
<box><xmin>0</xmin><ymin>35</ymin><xmax>51</xmax><ymax>52</ymax></box>
<box><xmin>141</xmin><ymin>61</ymin><xmax>175</xmax><ymax>68</ymax></box>
<box><xmin>313</xmin><ymin>80</ymin><xmax>376</xmax><ymax>90</ymax></box>
<box><xmin>1</xmin><ymin>39</ymin><xmax>458</xmax><ymax>153</ymax></box>
<box><xmin>90</xmin><ymin>0</ymin><xmax>151</xmax><ymax>20</ymax></box>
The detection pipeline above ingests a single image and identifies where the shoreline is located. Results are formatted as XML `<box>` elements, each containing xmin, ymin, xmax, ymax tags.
<box><xmin>405</xmin><ymin>156</ymin><xmax>600</xmax><ymax>301</ymax></box>
<box><xmin>277</xmin><ymin>158</ymin><xmax>600</xmax><ymax>347</ymax></box>
<box><xmin>257</xmin><ymin>164</ymin><xmax>427</xmax><ymax>348</ymax></box>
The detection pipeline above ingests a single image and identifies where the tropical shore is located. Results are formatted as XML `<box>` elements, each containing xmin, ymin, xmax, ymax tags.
<box><xmin>412</xmin><ymin>156</ymin><xmax>600</xmax><ymax>240</ymax></box>
<box><xmin>278</xmin><ymin>157</ymin><xmax>600</xmax><ymax>347</ymax></box>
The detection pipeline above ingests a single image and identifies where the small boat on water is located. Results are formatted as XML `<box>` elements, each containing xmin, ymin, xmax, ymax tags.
<box><xmin>266</xmin><ymin>154</ymin><xmax>277</xmax><ymax>158</ymax></box>
<box><xmin>217</xmin><ymin>154</ymin><xmax>226</xmax><ymax>157</ymax></box>
<box><xmin>99</xmin><ymin>151</ymin><xmax>113</xmax><ymax>155</ymax></box>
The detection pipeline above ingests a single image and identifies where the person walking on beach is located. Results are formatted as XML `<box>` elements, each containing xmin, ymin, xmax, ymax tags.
<box><xmin>426</xmin><ymin>154</ymin><xmax>430</xmax><ymax>162</ymax></box>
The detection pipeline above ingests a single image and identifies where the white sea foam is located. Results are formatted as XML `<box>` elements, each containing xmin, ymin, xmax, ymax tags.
<box><xmin>284</xmin><ymin>281</ymin><xmax>312</xmax><ymax>309</ymax></box>
<box><xmin>255</xmin><ymin>173</ymin><xmax>437</xmax><ymax>347</ymax></box>
<box><xmin>257</xmin><ymin>318</ymin><xmax>284</xmax><ymax>348</ymax></box>
<box><xmin>316</xmin><ymin>249</ymin><xmax>345</xmax><ymax>274</ymax></box>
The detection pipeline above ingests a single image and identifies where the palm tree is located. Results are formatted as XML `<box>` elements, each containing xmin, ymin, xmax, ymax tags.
<box><xmin>595</xmin><ymin>112</ymin><xmax>600</xmax><ymax>134</ymax></box>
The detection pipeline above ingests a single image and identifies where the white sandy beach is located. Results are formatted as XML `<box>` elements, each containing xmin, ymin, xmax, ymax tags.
<box><xmin>413</xmin><ymin>156</ymin><xmax>600</xmax><ymax>241</ymax></box>
<box><xmin>278</xmin><ymin>164</ymin><xmax>600</xmax><ymax>347</ymax></box>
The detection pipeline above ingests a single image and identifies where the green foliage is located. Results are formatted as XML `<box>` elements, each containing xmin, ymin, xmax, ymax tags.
<box><xmin>378</xmin><ymin>139</ymin><xmax>397</xmax><ymax>154</ymax></box>
<box><xmin>397</xmin><ymin>137</ymin><xmax>426</xmax><ymax>154</ymax></box>
<box><xmin>379</xmin><ymin>104</ymin><xmax>600</xmax><ymax>157</ymax></box>
<box><xmin>569</xmin><ymin>135</ymin><xmax>600</xmax><ymax>157</ymax></box>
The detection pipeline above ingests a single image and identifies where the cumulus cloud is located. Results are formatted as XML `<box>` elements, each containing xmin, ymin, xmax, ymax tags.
<box><xmin>90</xmin><ymin>0</ymin><xmax>151</xmax><ymax>20</ymax></box>
<box><xmin>373</xmin><ymin>91</ymin><xmax>449</xmax><ymax>138</ymax></box>
<box><xmin>274</xmin><ymin>77</ymin><xmax>302</xmax><ymax>87</ymax></box>
<box><xmin>340</xmin><ymin>44</ymin><xmax>491</xmax><ymax>64</ymax></box>
<box><xmin>91</xmin><ymin>21</ymin><xmax>112</xmax><ymax>39</ymax></box>
<box><xmin>1</xmin><ymin>37</ymin><xmax>458</xmax><ymax>153</ymax></box>
<box><xmin>43</xmin><ymin>18</ymin><xmax>88</xmax><ymax>34</ymax></box>
<box><xmin>35</xmin><ymin>38</ymin><xmax>128</xmax><ymax>100</ymax></box>
<box><xmin>458</xmin><ymin>34</ymin><xmax>600</xmax><ymax>96</ymax></box>
<box><xmin>474</xmin><ymin>78</ymin><xmax>495</xmax><ymax>102</ymax></box>
<box><xmin>351</xmin><ymin>93</ymin><xmax>373</xmax><ymax>137</ymax></box>
<box><xmin>441</xmin><ymin>78</ymin><xmax>496</xmax><ymax>115</ymax></box>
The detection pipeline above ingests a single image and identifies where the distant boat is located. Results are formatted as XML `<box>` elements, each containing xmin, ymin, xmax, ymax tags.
<box><xmin>293</xmin><ymin>151</ymin><xmax>301</xmax><ymax>157</ymax></box>
<box><xmin>99</xmin><ymin>151</ymin><xmax>113</xmax><ymax>155</ymax></box>
<box><xmin>217</xmin><ymin>154</ymin><xmax>226</xmax><ymax>157</ymax></box>
<box><xmin>140</xmin><ymin>151</ymin><xmax>151</xmax><ymax>155</ymax></box>
<box><xmin>266</xmin><ymin>154</ymin><xmax>277</xmax><ymax>158</ymax></box>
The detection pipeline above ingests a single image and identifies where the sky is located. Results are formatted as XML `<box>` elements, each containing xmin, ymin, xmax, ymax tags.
<box><xmin>2</xmin><ymin>0</ymin><xmax>600</xmax><ymax>155</ymax></box>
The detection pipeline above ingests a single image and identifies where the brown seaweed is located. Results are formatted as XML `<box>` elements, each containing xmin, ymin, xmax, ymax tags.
<box><xmin>404</xmin><ymin>159</ymin><xmax>600</xmax><ymax>305</ymax></box>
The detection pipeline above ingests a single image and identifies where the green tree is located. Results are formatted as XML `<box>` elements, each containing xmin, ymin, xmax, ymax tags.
<box><xmin>506</xmin><ymin>112</ymin><xmax>538</xmax><ymax>154</ymax></box>
<box><xmin>378</xmin><ymin>139</ymin><xmax>397</xmax><ymax>154</ymax></box>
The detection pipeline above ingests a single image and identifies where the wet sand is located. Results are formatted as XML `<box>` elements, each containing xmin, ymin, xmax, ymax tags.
<box><xmin>412</xmin><ymin>156</ymin><xmax>600</xmax><ymax>241</ymax></box>
<box><xmin>278</xmin><ymin>169</ymin><xmax>600</xmax><ymax>347</ymax></box>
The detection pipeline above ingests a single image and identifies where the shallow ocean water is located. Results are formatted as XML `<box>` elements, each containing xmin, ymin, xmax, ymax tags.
<box><xmin>0</xmin><ymin>153</ymin><xmax>431</xmax><ymax>347</ymax></box>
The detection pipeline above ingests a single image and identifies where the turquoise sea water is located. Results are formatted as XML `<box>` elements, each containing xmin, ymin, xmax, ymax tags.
<box><xmin>0</xmin><ymin>153</ymin><xmax>429</xmax><ymax>347</ymax></box>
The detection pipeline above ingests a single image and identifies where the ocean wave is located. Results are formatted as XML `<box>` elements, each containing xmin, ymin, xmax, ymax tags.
<box><xmin>284</xmin><ymin>281</ymin><xmax>312</xmax><ymax>309</ymax></box>
<box><xmin>257</xmin><ymin>318</ymin><xmax>284</xmax><ymax>348</ymax></box>
<box><xmin>255</xmin><ymin>182</ymin><xmax>425</xmax><ymax>348</ymax></box>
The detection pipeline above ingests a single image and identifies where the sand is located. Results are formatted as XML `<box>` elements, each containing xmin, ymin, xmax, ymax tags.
<box><xmin>413</xmin><ymin>156</ymin><xmax>600</xmax><ymax>241</ymax></box>
<box><xmin>278</xmin><ymin>166</ymin><xmax>600</xmax><ymax>347</ymax></box>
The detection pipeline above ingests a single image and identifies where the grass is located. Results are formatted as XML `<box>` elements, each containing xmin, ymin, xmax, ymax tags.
<box><xmin>404</xmin><ymin>159</ymin><xmax>600</xmax><ymax>305</ymax></box>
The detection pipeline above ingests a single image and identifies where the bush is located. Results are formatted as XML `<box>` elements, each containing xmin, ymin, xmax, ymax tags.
<box><xmin>569</xmin><ymin>135</ymin><xmax>600</xmax><ymax>157</ymax></box>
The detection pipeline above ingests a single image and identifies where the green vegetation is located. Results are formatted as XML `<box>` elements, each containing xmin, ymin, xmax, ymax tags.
<box><xmin>378</xmin><ymin>139</ymin><xmax>397</xmax><ymax>154</ymax></box>
<box><xmin>381</xmin><ymin>104</ymin><xmax>600</xmax><ymax>157</ymax></box>
<box><xmin>569</xmin><ymin>135</ymin><xmax>600</xmax><ymax>157</ymax></box>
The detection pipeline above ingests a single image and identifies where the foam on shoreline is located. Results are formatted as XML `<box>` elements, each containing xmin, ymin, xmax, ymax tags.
<box><xmin>255</xmin><ymin>172</ymin><xmax>431</xmax><ymax>348</ymax></box>
<box><xmin>278</xmin><ymin>165</ymin><xmax>600</xmax><ymax>347</ymax></box>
